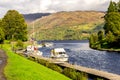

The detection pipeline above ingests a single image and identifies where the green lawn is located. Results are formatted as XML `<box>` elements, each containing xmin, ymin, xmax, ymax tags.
<box><xmin>2</xmin><ymin>44</ymin><xmax>71</xmax><ymax>80</ymax></box>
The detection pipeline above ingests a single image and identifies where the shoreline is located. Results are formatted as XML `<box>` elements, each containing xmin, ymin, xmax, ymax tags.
<box><xmin>90</xmin><ymin>46</ymin><xmax>120</xmax><ymax>53</ymax></box>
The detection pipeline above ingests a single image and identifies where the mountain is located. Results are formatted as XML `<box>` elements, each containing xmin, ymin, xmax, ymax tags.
<box><xmin>23</xmin><ymin>13</ymin><xmax>50</xmax><ymax>23</ymax></box>
<box><xmin>28</xmin><ymin>11</ymin><xmax>105</xmax><ymax>40</ymax></box>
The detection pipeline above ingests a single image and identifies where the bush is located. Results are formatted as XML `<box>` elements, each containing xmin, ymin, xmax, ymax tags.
<box><xmin>37</xmin><ymin>59</ymin><xmax>49</xmax><ymax>66</ymax></box>
<box><xmin>28</xmin><ymin>56</ymin><xmax>36</xmax><ymax>61</ymax></box>
<box><xmin>37</xmin><ymin>59</ymin><xmax>62</xmax><ymax>73</ymax></box>
<box><xmin>4</xmin><ymin>40</ymin><xmax>10</xmax><ymax>44</ymax></box>
<box><xmin>16</xmin><ymin>40</ymin><xmax>24</xmax><ymax>50</ymax></box>
<box><xmin>96</xmin><ymin>78</ymin><xmax>104</xmax><ymax>80</ymax></box>
<box><xmin>47</xmin><ymin>63</ymin><xmax>62</xmax><ymax>73</ymax></box>
<box><xmin>63</xmin><ymin>68</ymin><xmax>88</xmax><ymax>80</ymax></box>
<box><xmin>63</xmin><ymin>68</ymin><xmax>77</xmax><ymax>80</ymax></box>
<box><xmin>77</xmin><ymin>72</ymin><xmax>88</xmax><ymax>80</ymax></box>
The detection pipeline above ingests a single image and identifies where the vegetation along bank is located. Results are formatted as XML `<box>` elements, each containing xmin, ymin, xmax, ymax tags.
<box><xmin>90</xmin><ymin>1</ymin><xmax>120</xmax><ymax>52</ymax></box>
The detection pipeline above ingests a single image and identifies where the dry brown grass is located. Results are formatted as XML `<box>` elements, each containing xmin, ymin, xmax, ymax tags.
<box><xmin>28</xmin><ymin>11</ymin><xmax>105</xmax><ymax>38</ymax></box>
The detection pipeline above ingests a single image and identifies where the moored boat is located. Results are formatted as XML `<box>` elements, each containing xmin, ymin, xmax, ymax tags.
<box><xmin>25</xmin><ymin>45</ymin><xmax>43</xmax><ymax>56</ymax></box>
<box><xmin>42</xmin><ymin>42</ymin><xmax>54</xmax><ymax>47</ymax></box>
<box><xmin>50</xmin><ymin>48</ymin><xmax>69</xmax><ymax>62</ymax></box>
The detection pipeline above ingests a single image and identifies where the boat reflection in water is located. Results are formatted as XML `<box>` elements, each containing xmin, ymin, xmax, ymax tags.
<box><xmin>50</xmin><ymin>48</ymin><xmax>69</xmax><ymax>62</ymax></box>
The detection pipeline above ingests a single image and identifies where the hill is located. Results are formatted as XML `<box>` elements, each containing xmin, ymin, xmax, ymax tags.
<box><xmin>28</xmin><ymin>11</ymin><xmax>105</xmax><ymax>40</ymax></box>
<box><xmin>23</xmin><ymin>13</ymin><xmax>50</xmax><ymax>23</ymax></box>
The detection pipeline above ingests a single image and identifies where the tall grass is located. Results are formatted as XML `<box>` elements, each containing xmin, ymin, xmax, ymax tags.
<box><xmin>2</xmin><ymin>44</ymin><xmax>71</xmax><ymax>80</ymax></box>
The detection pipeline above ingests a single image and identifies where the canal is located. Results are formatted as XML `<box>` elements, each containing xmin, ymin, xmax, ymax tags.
<box><xmin>38</xmin><ymin>40</ymin><xmax>120</xmax><ymax>75</ymax></box>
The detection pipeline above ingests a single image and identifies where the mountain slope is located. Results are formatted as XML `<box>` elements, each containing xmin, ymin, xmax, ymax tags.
<box><xmin>23</xmin><ymin>13</ymin><xmax>50</xmax><ymax>23</ymax></box>
<box><xmin>28</xmin><ymin>11</ymin><xmax>105</xmax><ymax>40</ymax></box>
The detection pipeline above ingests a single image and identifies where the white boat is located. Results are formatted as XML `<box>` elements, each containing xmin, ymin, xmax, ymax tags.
<box><xmin>50</xmin><ymin>48</ymin><xmax>69</xmax><ymax>62</ymax></box>
<box><xmin>37</xmin><ymin>45</ymin><xmax>43</xmax><ymax>48</ymax></box>
<box><xmin>42</xmin><ymin>42</ymin><xmax>54</xmax><ymax>47</ymax></box>
<box><xmin>25</xmin><ymin>45</ymin><xmax>43</xmax><ymax>56</ymax></box>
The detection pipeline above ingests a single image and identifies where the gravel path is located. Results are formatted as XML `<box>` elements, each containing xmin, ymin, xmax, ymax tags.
<box><xmin>0</xmin><ymin>50</ymin><xmax>7</xmax><ymax>80</ymax></box>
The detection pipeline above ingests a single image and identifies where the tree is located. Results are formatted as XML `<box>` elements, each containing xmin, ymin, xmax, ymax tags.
<box><xmin>90</xmin><ymin>1</ymin><xmax>120</xmax><ymax>48</ymax></box>
<box><xmin>105</xmin><ymin>31</ymin><xmax>115</xmax><ymax>47</ymax></box>
<box><xmin>0</xmin><ymin>27</ymin><xmax>4</xmax><ymax>48</ymax></box>
<box><xmin>2</xmin><ymin>10</ymin><xmax>27</xmax><ymax>41</ymax></box>
<box><xmin>89</xmin><ymin>33</ymin><xmax>98</xmax><ymax>48</ymax></box>
<box><xmin>117</xmin><ymin>0</ymin><xmax>120</xmax><ymax>12</ymax></box>
<box><xmin>104</xmin><ymin>12</ymin><xmax>120</xmax><ymax>35</ymax></box>
<box><xmin>107</xmin><ymin>1</ymin><xmax>118</xmax><ymax>13</ymax></box>
<box><xmin>0</xmin><ymin>20</ymin><xmax>5</xmax><ymax>44</ymax></box>
<box><xmin>0</xmin><ymin>28</ymin><xmax>5</xmax><ymax>44</ymax></box>
<box><xmin>98</xmin><ymin>30</ymin><xmax>104</xmax><ymax>42</ymax></box>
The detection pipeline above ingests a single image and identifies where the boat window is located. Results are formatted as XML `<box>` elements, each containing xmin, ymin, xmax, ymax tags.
<box><xmin>59</xmin><ymin>52</ymin><xmax>66</xmax><ymax>54</ymax></box>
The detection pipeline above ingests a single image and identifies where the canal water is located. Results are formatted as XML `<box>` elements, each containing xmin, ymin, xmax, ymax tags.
<box><xmin>38</xmin><ymin>40</ymin><xmax>120</xmax><ymax>75</ymax></box>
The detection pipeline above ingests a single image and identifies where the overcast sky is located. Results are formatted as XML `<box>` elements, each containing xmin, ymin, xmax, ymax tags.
<box><xmin>0</xmin><ymin>0</ymin><xmax>119</xmax><ymax>18</ymax></box>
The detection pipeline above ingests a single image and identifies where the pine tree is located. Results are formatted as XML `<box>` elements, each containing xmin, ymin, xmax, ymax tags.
<box><xmin>103</xmin><ymin>1</ymin><xmax>120</xmax><ymax>48</ymax></box>
<box><xmin>107</xmin><ymin>1</ymin><xmax>118</xmax><ymax>13</ymax></box>
<box><xmin>98</xmin><ymin>30</ymin><xmax>104</xmax><ymax>42</ymax></box>
<box><xmin>117</xmin><ymin>0</ymin><xmax>120</xmax><ymax>12</ymax></box>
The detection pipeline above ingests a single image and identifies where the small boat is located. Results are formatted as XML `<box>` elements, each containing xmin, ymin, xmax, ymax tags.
<box><xmin>37</xmin><ymin>45</ymin><xmax>43</xmax><ymax>48</ymax></box>
<box><xmin>42</xmin><ymin>42</ymin><xmax>54</xmax><ymax>47</ymax></box>
<box><xmin>50</xmin><ymin>48</ymin><xmax>69</xmax><ymax>62</ymax></box>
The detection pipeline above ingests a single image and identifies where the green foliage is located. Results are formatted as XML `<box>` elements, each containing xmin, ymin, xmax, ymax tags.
<box><xmin>96</xmin><ymin>78</ymin><xmax>104</xmax><ymax>80</ymax></box>
<box><xmin>15</xmin><ymin>40</ymin><xmax>24</xmax><ymax>50</ymax></box>
<box><xmin>27</xmin><ymin>11</ymin><xmax>104</xmax><ymax>40</ymax></box>
<box><xmin>33</xmin><ymin>23</ymin><xmax>103</xmax><ymax>40</ymax></box>
<box><xmin>90</xmin><ymin>0</ymin><xmax>120</xmax><ymax>49</ymax></box>
<box><xmin>2</xmin><ymin>10</ymin><xmax>27</xmax><ymax>41</ymax></box>
<box><xmin>27</xmin><ymin>53</ymin><xmax>89</xmax><ymax>80</ymax></box>
<box><xmin>0</xmin><ymin>28</ymin><xmax>5</xmax><ymax>44</ymax></box>
<box><xmin>63</xmin><ymin>68</ymin><xmax>77</xmax><ymax>80</ymax></box>
<box><xmin>0</xmin><ymin>20</ymin><xmax>5</xmax><ymax>43</ymax></box>
<box><xmin>63</xmin><ymin>68</ymin><xmax>88</xmax><ymax>80</ymax></box>
<box><xmin>104</xmin><ymin>12</ymin><xmax>120</xmax><ymax>35</ymax></box>
<box><xmin>47</xmin><ymin>63</ymin><xmax>63</xmax><ymax>73</ymax></box>
<box><xmin>105</xmin><ymin>31</ymin><xmax>115</xmax><ymax>43</ymax></box>
<box><xmin>104</xmin><ymin>1</ymin><xmax>120</xmax><ymax>48</ymax></box>
<box><xmin>98</xmin><ymin>31</ymin><xmax>104</xmax><ymax>41</ymax></box>
<box><xmin>107</xmin><ymin>1</ymin><xmax>118</xmax><ymax>13</ymax></box>
<box><xmin>2</xmin><ymin>44</ymin><xmax>70</xmax><ymax>80</ymax></box>
<box><xmin>4</xmin><ymin>40</ymin><xmax>10</xmax><ymax>44</ymax></box>
<box><xmin>89</xmin><ymin>33</ymin><xmax>99</xmax><ymax>48</ymax></box>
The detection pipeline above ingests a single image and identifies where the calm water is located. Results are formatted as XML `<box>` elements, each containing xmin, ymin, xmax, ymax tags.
<box><xmin>38</xmin><ymin>40</ymin><xmax>120</xmax><ymax>75</ymax></box>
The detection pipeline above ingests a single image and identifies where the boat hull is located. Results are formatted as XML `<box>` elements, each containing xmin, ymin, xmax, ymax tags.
<box><xmin>51</xmin><ymin>57</ymin><xmax>68</xmax><ymax>62</ymax></box>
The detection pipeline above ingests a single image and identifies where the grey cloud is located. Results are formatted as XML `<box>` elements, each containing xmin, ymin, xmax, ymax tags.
<box><xmin>0</xmin><ymin>0</ymin><xmax>119</xmax><ymax>18</ymax></box>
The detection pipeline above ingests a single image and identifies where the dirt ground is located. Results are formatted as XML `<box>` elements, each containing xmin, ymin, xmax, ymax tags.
<box><xmin>0</xmin><ymin>50</ymin><xmax>7</xmax><ymax>80</ymax></box>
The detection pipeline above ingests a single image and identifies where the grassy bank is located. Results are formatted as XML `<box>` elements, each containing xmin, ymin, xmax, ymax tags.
<box><xmin>2</xmin><ymin>44</ymin><xmax>71</xmax><ymax>80</ymax></box>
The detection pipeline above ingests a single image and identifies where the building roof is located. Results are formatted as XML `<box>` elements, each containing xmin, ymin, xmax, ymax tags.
<box><xmin>54</xmin><ymin>48</ymin><xmax>66</xmax><ymax>52</ymax></box>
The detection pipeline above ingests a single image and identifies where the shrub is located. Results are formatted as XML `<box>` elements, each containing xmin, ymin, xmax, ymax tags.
<box><xmin>4</xmin><ymin>40</ymin><xmax>10</xmax><ymax>44</ymax></box>
<box><xmin>37</xmin><ymin>59</ymin><xmax>49</xmax><ymax>66</ymax></box>
<box><xmin>77</xmin><ymin>72</ymin><xmax>88</xmax><ymax>80</ymax></box>
<box><xmin>63</xmin><ymin>68</ymin><xmax>77</xmax><ymax>80</ymax></box>
<box><xmin>28</xmin><ymin>56</ymin><xmax>36</xmax><ymax>61</ymax></box>
<box><xmin>47</xmin><ymin>63</ymin><xmax>62</xmax><ymax>73</ymax></box>
<box><xmin>16</xmin><ymin>40</ymin><xmax>24</xmax><ymax>50</ymax></box>
<box><xmin>96</xmin><ymin>78</ymin><xmax>104</xmax><ymax>80</ymax></box>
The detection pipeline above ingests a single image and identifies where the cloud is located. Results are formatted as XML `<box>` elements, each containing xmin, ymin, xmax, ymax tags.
<box><xmin>0</xmin><ymin>0</ymin><xmax>119</xmax><ymax>18</ymax></box>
